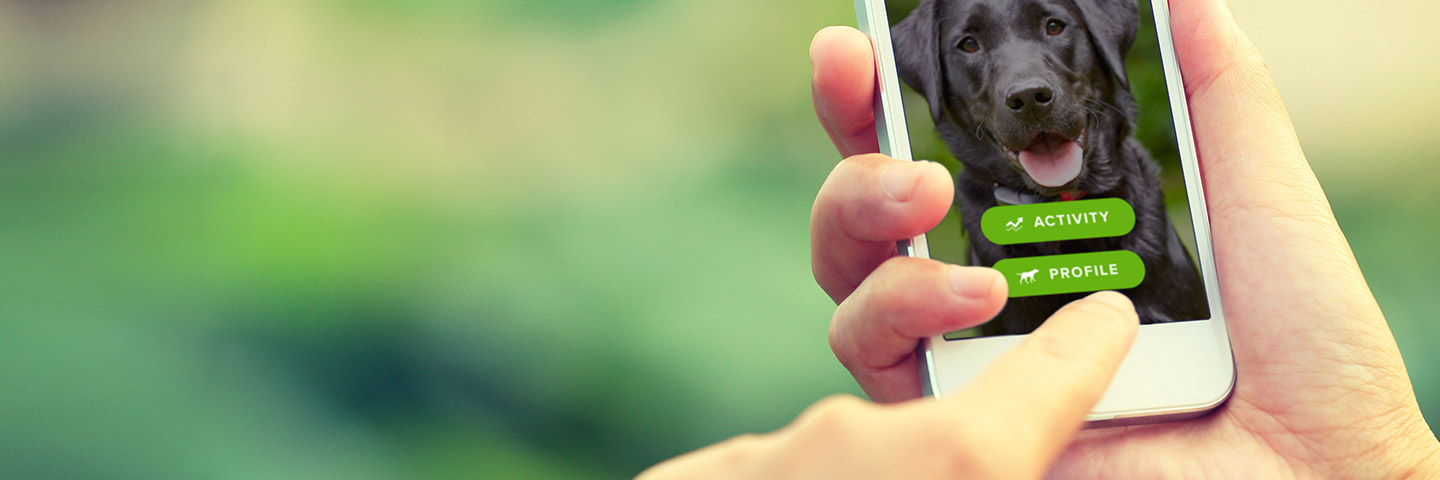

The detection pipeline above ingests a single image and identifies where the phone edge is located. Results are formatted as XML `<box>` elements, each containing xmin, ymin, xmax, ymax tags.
<box><xmin>1145</xmin><ymin>0</ymin><xmax>1238</xmax><ymax>424</ymax></box>
<box><xmin>853</xmin><ymin>0</ymin><xmax>945</xmax><ymax>399</ymax></box>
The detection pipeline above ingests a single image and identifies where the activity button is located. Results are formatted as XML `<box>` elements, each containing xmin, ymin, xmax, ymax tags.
<box><xmin>980</xmin><ymin>198</ymin><xmax>1135</xmax><ymax>245</ymax></box>
<box><xmin>993</xmin><ymin>250</ymin><xmax>1145</xmax><ymax>297</ymax></box>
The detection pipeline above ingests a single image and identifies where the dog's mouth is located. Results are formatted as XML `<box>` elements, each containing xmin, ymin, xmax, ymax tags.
<box><xmin>1003</xmin><ymin>130</ymin><xmax>1085</xmax><ymax>188</ymax></box>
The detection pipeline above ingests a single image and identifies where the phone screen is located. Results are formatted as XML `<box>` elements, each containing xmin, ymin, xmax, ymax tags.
<box><xmin>883</xmin><ymin>0</ymin><xmax>1211</xmax><ymax>338</ymax></box>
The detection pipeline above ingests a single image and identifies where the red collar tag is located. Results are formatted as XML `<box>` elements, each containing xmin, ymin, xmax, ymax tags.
<box><xmin>1058</xmin><ymin>191</ymin><xmax>1086</xmax><ymax>202</ymax></box>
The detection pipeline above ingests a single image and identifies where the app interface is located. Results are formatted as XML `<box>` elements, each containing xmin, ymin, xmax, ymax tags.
<box><xmin>885</xmin><ymin>0</ymin><xmax>1211</xmax><ymax>337</ymax></box>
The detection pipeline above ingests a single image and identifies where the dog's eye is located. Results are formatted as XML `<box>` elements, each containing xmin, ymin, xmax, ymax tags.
<box><xmin>1045</xmin><ymin>19</ymin><xmax>1066</xmax><ymax>36</ymax></box>
<box><xmin>958</xmin><ymin>36</ymin><xmax>980</xmax><ymax>53</ymax></box>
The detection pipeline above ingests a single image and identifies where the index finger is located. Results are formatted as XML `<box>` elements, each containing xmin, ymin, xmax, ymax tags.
<box><xmin>922</xmin><ymin>292</ymin><xmax>1139</xmax><ymax>477</ymax></box>
<box><xmin>811</xmin><ymin>26</ymin><xmax>880</xmax><ymax>158</ymax></box>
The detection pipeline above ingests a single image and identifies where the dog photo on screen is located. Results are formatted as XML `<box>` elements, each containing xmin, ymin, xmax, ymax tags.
<box><xmin>891</xmin><ymin>0</ymin><xmax>1208</xmax><ymax>335</ymax></box>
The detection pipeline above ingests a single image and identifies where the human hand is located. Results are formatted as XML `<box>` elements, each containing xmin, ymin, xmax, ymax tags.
<box><xmin>809</xmin><ymin>0</ymin><xmax>1440</xmax><ymax>477</ymax></box>
<box><xmin>639</xmin><ymin>291</ymin><xmax>1139</xmax><ymax>479</ymax></box>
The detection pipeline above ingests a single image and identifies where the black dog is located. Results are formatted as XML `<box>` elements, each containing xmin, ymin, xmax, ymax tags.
<box><xmin>892</xmin><ymin>0</ymin><xmax>1208</xmax><ymax>335</ymax></box>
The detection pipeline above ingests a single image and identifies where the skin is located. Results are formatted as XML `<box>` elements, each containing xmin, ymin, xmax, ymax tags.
<box><xmin>639</xmin><ymin>0</ymin><xmax>1440</xmax><ymax>477</ymax></box>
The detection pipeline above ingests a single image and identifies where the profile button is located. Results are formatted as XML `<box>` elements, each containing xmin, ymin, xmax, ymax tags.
<box><xmin>992</xmin><ymin>250</ymin><xmax>1145</xmax><ymax>297</ymax></box>
<box><xmin>980</xmin><ymin>198</ymin><xmax>1135</xmax><ymax>245</ymax></box>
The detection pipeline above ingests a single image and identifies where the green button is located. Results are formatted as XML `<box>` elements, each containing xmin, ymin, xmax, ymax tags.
<box><xmin>993</xmin><ymin>250</ymin><xmax>1145</xmax><ymax>297</ymax></box>
<box><xmin>980</xmin><ymin>198</ymin><xmax>1135</xmax><ymax>245</ymax></box>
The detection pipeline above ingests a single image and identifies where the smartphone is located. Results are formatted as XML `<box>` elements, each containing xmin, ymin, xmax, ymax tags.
<box><xmin>854</xmin><ymin>0</ymin><xmax>1233</xmax><ymax>426</ymax></box>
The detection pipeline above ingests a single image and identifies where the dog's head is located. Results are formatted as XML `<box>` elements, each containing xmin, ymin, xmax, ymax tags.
<box><xmin>893</xmin><ymin>0</ymin><xmax>1138</xmax><ymax>195</ymax></box>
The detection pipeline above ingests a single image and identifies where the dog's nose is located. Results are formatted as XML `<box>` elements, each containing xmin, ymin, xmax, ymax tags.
<box><xmin>1004</xmin><ymin>82</ymin><xmax>1055</xmax><ymax>116</ymax></box>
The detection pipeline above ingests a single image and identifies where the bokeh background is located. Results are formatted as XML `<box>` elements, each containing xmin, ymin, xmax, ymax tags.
<box><xmin>0</xmin><ymin>0</ymin><xmax>1435</xmax><ymax>478</ymax></box>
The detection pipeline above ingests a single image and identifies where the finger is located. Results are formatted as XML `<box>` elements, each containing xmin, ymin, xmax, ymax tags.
<box><xmin>637</xmin><ymin>432</ymin><xmax>776</xmax><ymax>479</ymax></box>
<box><xmin>830</xmin><ymin>257</ymin><xmax>1007</xmax><ymax>403</ymax></box>
<box><xmin>811</xmin><ymin>26</ymin><xmax>880</xmax><ymax>158</ymax></box>
<box><xmin>811</xmin><ymin>154</ymin><xmax>952</xmax><ymax>303</ymax></box>
<box><xmin>924</xmin><ymin>292</ymin><xmax>1138</xmax><ymax>477</ymax></box>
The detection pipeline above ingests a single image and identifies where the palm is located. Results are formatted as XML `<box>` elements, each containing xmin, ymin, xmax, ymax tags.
<box><xmin>1062</xmin><ymin>348</ymin><xmax>1422</xmax><ymax>478</ymax></box>
<box><xmin>1058</xmin><ymin>172</ymin><xmax>1431</xmax><ymax>476</ymax></box>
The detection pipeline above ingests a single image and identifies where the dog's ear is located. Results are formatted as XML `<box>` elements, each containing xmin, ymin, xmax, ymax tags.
<box><xmin>1072</xmin><ymin>0</ymin><xmax>1138</xmax><ymax>90</ymax></box>
<box><xmin>891</xmin><ymin>0</ymin><xmax>946</xmax><ymax>123</ymax></box>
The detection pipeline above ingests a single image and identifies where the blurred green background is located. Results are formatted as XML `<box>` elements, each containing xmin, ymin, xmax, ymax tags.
<box><xmin>0</xmin><ymin>0</ymin><xmax>1435</xmax><ymax>478</ymax></box>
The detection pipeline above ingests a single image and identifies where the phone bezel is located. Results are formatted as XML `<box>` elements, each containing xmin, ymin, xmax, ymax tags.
<box><xmin>854</xmin><ymin>0</ymin><xmax>1235</xmax><ymax>425</ymax></box>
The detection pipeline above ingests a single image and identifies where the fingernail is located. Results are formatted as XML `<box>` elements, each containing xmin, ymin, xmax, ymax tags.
<box><xmin>881</xmin><ymin>162</ymin><xmax>923</xmax><ymax>202</ymax></box>
<box><xmin>950</xmin><ymin>266</ymin><xmax>999</xmax><ymax>300</ymax></box>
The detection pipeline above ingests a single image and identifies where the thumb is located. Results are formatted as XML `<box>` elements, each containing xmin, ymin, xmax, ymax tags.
<box><xmin>1171</xmin><ymin>0</ymin><xmax>1393</xmax><ymax>358</ymax></box>
<box><xmin>1170</xmin><ymin>0</ymin><xmax>1327</xmax><ymax>215</ymax></box>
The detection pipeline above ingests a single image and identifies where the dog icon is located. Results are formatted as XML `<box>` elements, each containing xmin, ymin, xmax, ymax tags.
<box><xmin>1005</xmin><ymin>217</ymin><xmax>1024</xmax><ymax>232</ymax></box>
<box><xmin>1018</xmin><ymin>269</ymin><xmax>1040</xmax><ymax>284</ymax></box>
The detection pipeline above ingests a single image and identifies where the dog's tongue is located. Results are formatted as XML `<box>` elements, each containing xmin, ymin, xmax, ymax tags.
<box><xmin>1017</xmin><ymin>134</ymin><xmax>1083</xmax><ymax>187</ymax></box>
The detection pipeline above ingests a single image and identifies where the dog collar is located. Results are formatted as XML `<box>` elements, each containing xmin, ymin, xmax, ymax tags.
<box><xmin>993</xmin><ymin>184</ymin><xmax>1086</xmax><ymax>206</ymax></box>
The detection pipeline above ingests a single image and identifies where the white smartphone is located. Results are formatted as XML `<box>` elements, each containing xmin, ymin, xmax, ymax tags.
<box><xmin>854</xmin><ymin>0</ymin><xmax>1233</xmax><ymax>426</ymax></box>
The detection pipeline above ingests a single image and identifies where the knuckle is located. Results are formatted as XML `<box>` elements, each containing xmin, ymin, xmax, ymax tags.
<box><xmin>719</xmin><ymin>433</ymin><xmax>767</xmax><ymax>456</ymax></box>
<box><xmin>793</xmin><ymin>395</ymin><xmax>871</xmax><ymax>438</ymax></box>
<box><xmin>706</xmin><ymin>433</ymin><xmax>770</xmax><ymax>475</ymax></box>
